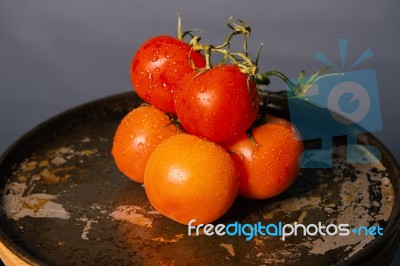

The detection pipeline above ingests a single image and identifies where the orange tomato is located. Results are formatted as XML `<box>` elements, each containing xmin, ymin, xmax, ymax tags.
<box><xmin>225</xmin><ymin>116</ymin><xmax>303</xmax><ymax>200</ymax></box>
<box><xmin>144</xmin><ymin>134</ymin><xmax>239</xmax><ymax>225</ymax></box>
<box><xmin>112</xmin><ymin>105</ymin><xmax>179</xmax><ymax>183</ymax></box>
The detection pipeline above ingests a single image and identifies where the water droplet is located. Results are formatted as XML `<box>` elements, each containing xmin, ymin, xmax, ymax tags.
<box><xmin>162</xmin><ymin>83</ymin><xmax>167</xmax><ymax>88</ymax></box>
<box><xmin>151</xmin><ymin>55</ymin><xmax>159</xmax><ymax>62</ymax></box>
<box><xmin>157</xmin><ymin>135</ymin><xmax>164</xmax><ymax>140</ymax></box>
<box><xmin>138</xmin><ymin>142</ymin><xmax>144</xmax><ymax>149</ymax></box>
<box><xmin>144</xmin><ymin>95</ymin><xmax>152</xmax><ymax>102</ymax></box>
<box><xmin>199</xmin><ymin>86</ymin><xmax>206</xmax><ymax>93</ymax></box>
<box><xmin>165</xmin><ymin>51</ymin><xmax>175</xmax><ymax>59</ymax></box>
<box><xmin>155</xmin><ymin>67</ymin><xmax>161</xmax><ymax>73</ymax></box>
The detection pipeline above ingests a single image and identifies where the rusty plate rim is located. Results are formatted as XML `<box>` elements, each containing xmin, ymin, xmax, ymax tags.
<box><xmin>0</xmin><ymin>91</ymin><xmax>399</xmax><ymax>266</ymax></box>
<box><xmin>0</xmin><ymin>93</ymin><xmax>132</xmax><ymax>266</ymax></box>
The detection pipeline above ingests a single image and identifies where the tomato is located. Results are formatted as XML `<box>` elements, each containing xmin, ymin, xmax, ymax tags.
<box><xmin>112</xmin><ymin>105</ymin><xmax>179</xmax><ymax>183</ymax></box>
<box><xmin>174</xmin><ymin>64</ymin><xmax>259</xmax><ymax>143</ymax></box>
<box><xmin>225</xmin><ymin>116</ymin><xmax>303</xmax><ymax>200</ymax></box>
<box><xmin>144</xmin><ymin>134</ymin><xmax>239</xmax><ymax>225</ymax></box>
<box><xmin>130</xmin><ymin>35</ymin><xmax>206</xmax><ymax>113</ymax></box>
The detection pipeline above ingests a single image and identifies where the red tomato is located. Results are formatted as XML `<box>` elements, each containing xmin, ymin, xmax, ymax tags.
<box><xmin>225</xmin><ymin>116</ymin><xmax>303</xmax><ymax>199</ymax></box>
<box><xmin>144</xmin><ymin>134</ymin><xmax>239</xmax><ymax>225</ymax></box>
<box><xmin>112</xmin><ymin>105</ymin><xmax>179</xmax><ymax>183</ymax></box>
<box><xmin>174</xmin><ymin>64</ymin><xmax>259</xmax><ymax>143</ymax></box>
<box><xmin>130</xmin><ymin>36</ymin><xmax>206</xmax><ymax>113</ymax></box>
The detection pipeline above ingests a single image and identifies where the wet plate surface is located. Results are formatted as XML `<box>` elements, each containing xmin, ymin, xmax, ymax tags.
<box><xmin>0</xmin><ymin>92</ymin><xmax>399</xmax><ymax>265</ymax></box>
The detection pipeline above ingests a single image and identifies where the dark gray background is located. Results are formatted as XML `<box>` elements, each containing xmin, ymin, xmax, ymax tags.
<box><xmin>0</xmin><ymin>0</ymin><xmax>399</xmax><ymax>265</ymax></box>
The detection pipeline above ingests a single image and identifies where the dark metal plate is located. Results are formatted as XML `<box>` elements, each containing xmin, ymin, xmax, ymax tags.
<box><xmin>0</xmin><ymin>92</ymin><xmax>399</xmax><ymax>265</ymax></box>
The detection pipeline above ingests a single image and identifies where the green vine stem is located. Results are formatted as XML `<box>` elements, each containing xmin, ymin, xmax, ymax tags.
<box><xmin>186</xmin><ymin>17</ymin><xmax>260</xmax><ymax>76</ymax></box>
<box><xmin>177</xmin><ymin>13</ymin><xmax>183</xmax><ymax>41</ymax></box>
<box><xmin>255</xmin><ymin>68</ymin><xmax>344</xmax><ymax>99</ymax></box>
<box><xmin>178</xmin><ymin>16</ymin><xmax>344</xmax><ymax>114</ymax></box>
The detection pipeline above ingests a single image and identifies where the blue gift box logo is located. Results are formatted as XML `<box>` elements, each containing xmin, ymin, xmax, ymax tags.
<box><xmin>287</xmin><ymin>39</ymin><xmax>382</xmax><ymax>168</ymax></box>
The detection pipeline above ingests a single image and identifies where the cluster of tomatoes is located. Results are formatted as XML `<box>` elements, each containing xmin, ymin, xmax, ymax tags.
<box><xmin>112</xmin><ymin>19</ymin><xmax>303</xmax><ymax>225</ymax></box>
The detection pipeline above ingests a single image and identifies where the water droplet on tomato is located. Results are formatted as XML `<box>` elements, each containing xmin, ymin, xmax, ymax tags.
<box><xmin>157</xmin><ymin>135</ymin><xmax>164</xmax><ymax>140</ymax></box>
<box><xmin>155</xmin><ymin>67</ymin><xmax>161</xmax><ymax>73</ymax></box>
<box><xmin>165</xmin><ymin>51</ymin><xmax>175</xmax><ymax>59</ymax></box>
<box><xmin>144</xmin><ymin>95</ymin><xmax>152</xmax><ymax>102</ymax></box>
<box><xmin>138</xmin><ymin>142</ymin><xmax>144</xmax><ymax>149</ymax></box>
<box><xmin>151</xmin><ymin>56</ymin><xmax>159</xmax><ymax>62</ymax></box>
<box><xmin>162</xmin><ymin>83</ymin><xmax>167</xmax><ymax>88</ymax></box>
<box><xmin>199</xmin><ymin>86</ymin><xmax>206</xmax><ymax>93</ymax></box>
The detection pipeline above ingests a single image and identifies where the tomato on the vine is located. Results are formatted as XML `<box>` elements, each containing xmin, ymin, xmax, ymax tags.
<box><xmin>174</xmin><ymin>64</ymin><xmax>259</xmax><ymax>143</ymax></box>
<box><xmin>130</xmin><ymin>35</ymin><xmax>206</xmax><ymax>113</ymax></box>
<box><xmin>112</xmin><ymin>105</ymin><xmax>179</xmax><ymax>183</ymax></box>
<box><xmin>144</xmin><ymin>134</ymin><xmax>239</xmax><ymax>225</ymax></box>
<box><xmin>225</xmin><ymin>116</ymin><xmax>303</xmax><ymax>200</ymax></box>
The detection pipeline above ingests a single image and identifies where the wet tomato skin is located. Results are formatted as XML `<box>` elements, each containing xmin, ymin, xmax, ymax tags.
<box><xmin>130</xmin><ymin>35</ymin><xmax>206</xmax><ymax>113</ymax></box>
<box><xmin>112</xmin><ymin>105</ymin><xmax>179</xmax><ymax>183</ymax></box>
<box><xmin>174</xmin><ymin>64</ymin><xmax>259</xmax><ymax>143</ymax></box>
<box><xmin>144</xmin><ymin>134</ymin><xmax>239</xmax><ymax>225</ymax></box>
<box><xmin>225</xmin><ymin>116</ymin><xmax>303</xmax><ymax>200</ymax></box>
